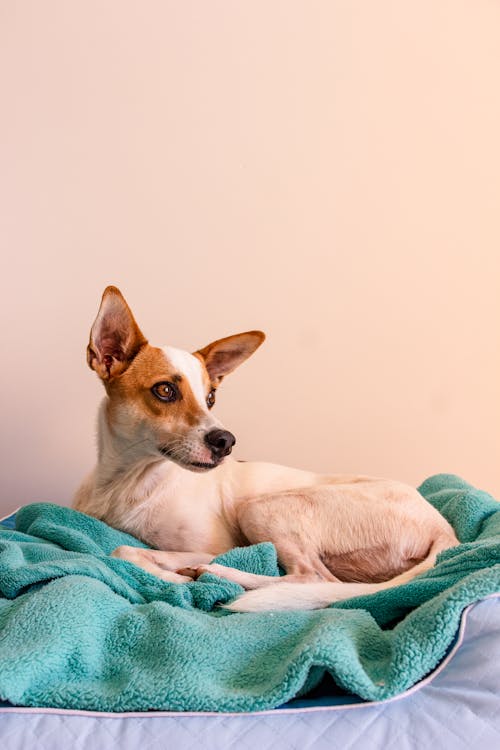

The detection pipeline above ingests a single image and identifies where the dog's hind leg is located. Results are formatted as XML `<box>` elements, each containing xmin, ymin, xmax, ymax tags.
<box><xmin>178</xmin><ymin>539</ymin><xmax>339</xmax><ymax>589</ymax></box>
<box><xmin>181</xmin><ymin>493</ymin><xmax>341</xmax><ymax>588</ymax></box>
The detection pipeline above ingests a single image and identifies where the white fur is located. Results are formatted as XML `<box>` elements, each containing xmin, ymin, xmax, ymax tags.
<box><xmin>162</xmin><ymin>346</ymin><xmax>207</xmax><ymax>410</ymax></box>
<box><xmin>223</xmin><ymin>582</ymin><xmax>382</xmax><ymax>612</ymax></box>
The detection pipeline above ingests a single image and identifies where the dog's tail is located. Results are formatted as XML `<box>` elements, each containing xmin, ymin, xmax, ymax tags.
<box><xmin>223</xmin><ymin>533</ymin><xmax>458</xmax><ymax>613</ymax></box>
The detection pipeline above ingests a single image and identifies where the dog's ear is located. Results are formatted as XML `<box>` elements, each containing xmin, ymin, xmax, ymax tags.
<box><xmin>195</xmin><ymin>331</ymin><xmax>265</xmax><ymax>384</ymax></box>
<box><xmin>87</xmin><ymin>286</ymin><xmax>148</xmax><ymax>380</ymax></box>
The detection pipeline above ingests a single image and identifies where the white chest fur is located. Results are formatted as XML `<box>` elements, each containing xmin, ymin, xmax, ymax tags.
<box><xmin>102</xmin><ymin>462</ymin><xmax>238</xmax><ymax>555</ymax></box>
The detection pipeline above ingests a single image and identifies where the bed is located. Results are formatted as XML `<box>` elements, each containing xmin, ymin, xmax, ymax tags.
<box><xmin>1</xmin><ymin>475</ymin><xmax>500</xmax><ymax>749</ymax></box>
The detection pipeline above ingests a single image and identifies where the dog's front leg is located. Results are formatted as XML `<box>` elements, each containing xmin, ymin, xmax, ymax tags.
<box><xmin>111</xmin><ymin>546</ymin><xmax>213</xmax><ymax>583</ymax></box>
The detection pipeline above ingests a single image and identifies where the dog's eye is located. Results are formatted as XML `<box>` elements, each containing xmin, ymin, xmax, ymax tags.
<box><xmin>151</xmin><ymin>382</ymin><xmax>178</xmax><ymax>403</ymax></box>
<box><xmin>206</xmin><ymin>389</ymin><xmax>216</xmax><ymax>409</ymax></box>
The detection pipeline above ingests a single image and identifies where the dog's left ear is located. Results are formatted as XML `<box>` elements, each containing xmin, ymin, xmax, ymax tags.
<box><xmin>195</xmin><ymin>331</ymin><xmax>265</xmax><ymax>384</ymax></box>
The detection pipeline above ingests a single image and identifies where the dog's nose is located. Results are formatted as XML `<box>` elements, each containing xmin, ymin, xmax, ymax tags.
<box><xmin>204</xmin><ymin>429</ymin><xmax>236</xmax><ymax>458</ymax></box>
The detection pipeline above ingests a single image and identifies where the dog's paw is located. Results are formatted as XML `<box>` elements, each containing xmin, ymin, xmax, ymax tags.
<box><xmin>177</xmin><ymin>565</ymin><xmax>210</xmax><ymax>579</ymax></box>
<box><xmin>177</xmin><ymin>563</ymin><xmax>234</xmax><ymax>580</ymax></box>
<box><xmin>177</xmin><ymin>563</ymin><xmax>254</xmax><ymax>588</ymax></box>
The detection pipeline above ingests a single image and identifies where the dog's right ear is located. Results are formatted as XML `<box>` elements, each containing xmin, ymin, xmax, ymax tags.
<box><xmin>87</xmin><ymin>286</ymin><xmax>148</xmax><ymax>380</ymax></box>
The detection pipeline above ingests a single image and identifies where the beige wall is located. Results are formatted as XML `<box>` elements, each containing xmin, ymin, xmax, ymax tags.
<box><xmin>1</xmin><ymin>1</ymin><xmax>499</xmax><ymax>515</ymax></box>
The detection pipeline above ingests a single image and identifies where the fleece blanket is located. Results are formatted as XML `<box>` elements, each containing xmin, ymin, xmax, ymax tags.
<box><xmin>0</xmin><ymin>474</ymin><xmax>500</xmax><ymax>712</ymax></box>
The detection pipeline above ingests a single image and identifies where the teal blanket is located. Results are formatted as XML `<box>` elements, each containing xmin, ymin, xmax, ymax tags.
<box><xmin>0</xmin><ymin>474</ymin><xmax>500</xmax><ymax>712</ymax></box>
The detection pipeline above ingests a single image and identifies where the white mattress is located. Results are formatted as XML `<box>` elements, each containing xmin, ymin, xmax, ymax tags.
<box><xmin>2</xmin><ymin>595</ymin><xmax>500</xmax><ymax>750</ymax></box>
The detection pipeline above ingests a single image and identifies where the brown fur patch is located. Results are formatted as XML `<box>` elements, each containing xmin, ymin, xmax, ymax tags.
<box><xmin>107</xmin><ymin>345</ymin><xmax>206</xmax><ymax>428</ymax></box>
<box><xmin>321</xmin><ymin>547</ymin><xmax>425</xmax><ymax>583</ymax></box>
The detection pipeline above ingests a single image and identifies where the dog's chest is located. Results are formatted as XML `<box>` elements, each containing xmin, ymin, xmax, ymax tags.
<box><xmin>127</xmin><ymin>482</ymin><xmax>236</xmax><ymax>555</ymax></box>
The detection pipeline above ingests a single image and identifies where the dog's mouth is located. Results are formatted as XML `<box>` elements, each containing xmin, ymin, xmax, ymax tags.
<box><xmin>189</xmin><ymin>460</ymin><xmax>219</xmax><ymax>470</ymax></box>
<box><xmin>158</xmin><ymin>446</ymin><xmax>221</xmax><ymax>472</ymax></box>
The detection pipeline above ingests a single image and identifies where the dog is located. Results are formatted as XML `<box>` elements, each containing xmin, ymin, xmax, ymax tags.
<box><xmin>74</xmin><ymin>286</ymin><xmax>459</xmax><ymax>612</ymax></box>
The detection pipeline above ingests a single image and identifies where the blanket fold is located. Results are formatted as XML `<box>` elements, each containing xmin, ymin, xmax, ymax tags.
<box><xmin>0</xmin><ymin>473</ymin><xmax>499</xmax><ymax>712</ymax></box>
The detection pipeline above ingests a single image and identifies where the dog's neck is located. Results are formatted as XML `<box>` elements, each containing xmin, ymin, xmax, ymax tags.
<box><xmin>95</xmin><ymin>400</ymin><xmax>157</xmax><ymax>486</ymax></box>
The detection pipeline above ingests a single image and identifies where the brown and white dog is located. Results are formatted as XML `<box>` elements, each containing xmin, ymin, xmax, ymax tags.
<box><xmin>74</xmin><ymin>286</ymin><xmax>458</xmax><ymax>612</ymax></box>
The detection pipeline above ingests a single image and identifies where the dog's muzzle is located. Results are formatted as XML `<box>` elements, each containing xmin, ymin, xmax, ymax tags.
<box><xmin>204</xmin><ymin>429</ymin><xmax>236</xmax><ymax>460</ymax></box>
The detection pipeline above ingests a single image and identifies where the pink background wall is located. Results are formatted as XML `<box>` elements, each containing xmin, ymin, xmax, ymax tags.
<box><xmin>1</xmin><ymin>2</ymin><xmax>499</xmax><ymax>514</ymax></box>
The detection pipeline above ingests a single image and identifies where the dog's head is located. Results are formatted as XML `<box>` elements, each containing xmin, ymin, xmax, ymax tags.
<box><xmin>87</xmin><ymin>286</ymin><xmax>265</xmax><ymax>472</ymax></box>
